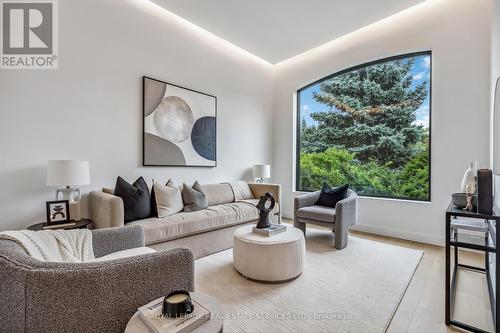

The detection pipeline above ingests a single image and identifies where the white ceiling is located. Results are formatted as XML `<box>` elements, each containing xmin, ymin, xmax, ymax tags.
<box><xmin>152</xmin><ymin>0</ymin><xmax>425</xmax><ymax>64</ymax></box>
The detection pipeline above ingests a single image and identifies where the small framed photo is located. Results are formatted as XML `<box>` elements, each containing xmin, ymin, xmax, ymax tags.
<box><xmin>46</xmin><ymin>200</ymin><xmax>70</xmax><ymax>224</ymax></box>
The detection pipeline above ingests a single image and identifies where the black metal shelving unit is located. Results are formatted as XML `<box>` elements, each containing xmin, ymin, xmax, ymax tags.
<box><xmin>446</xmin><ymin>203</ymin><xmax>500</xmax><ymax>333</ymax></box>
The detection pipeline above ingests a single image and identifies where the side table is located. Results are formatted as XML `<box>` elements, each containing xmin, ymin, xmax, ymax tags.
<box><xmin>445</xmin><ymin>203</ymin><xmax>500</xmax><ymax>333</ymax></box>
<box><xmin>27</xmin><ymin>218</ymin><xmax>93</xmax><ymax>231</ymax></box>
<box><xmin>125</xmin><ymin>292</ymin><xmax>223</xmax><ymax>333</ymax></box>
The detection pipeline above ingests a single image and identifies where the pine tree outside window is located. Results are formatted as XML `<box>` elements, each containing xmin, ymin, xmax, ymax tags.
<box><xmin>296</xmin><ymin>52</ymin><xmax>431</xmax><ymax>201</ymax></box>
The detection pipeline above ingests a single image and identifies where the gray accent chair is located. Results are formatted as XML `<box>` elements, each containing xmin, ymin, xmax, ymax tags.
<box><xmin>294</xmin><ymin>189</ymin><xmax>357</xmax><ymax>249</ymax></box>
<box><xmin>0</xmin><ymin>225</ymin><xmax>194</xmax><ymax>333</ymax></box>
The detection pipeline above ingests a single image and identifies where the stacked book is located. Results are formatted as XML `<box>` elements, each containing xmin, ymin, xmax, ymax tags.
<box><xmin>451</xmin><ymin>217</ymin><xmax>489</xmax><ymax>244</ymax></box>
<box><xmin>42</xmin><ymin>221</ymin><xmax>77</xmax><ymax>229</ymax></box>
<box><xmin>138</xmin><ymin>297</ymin><xmax>210</xmax><ymax>333</ymax></box>
<box><xmin>253</xmin><ymin>224</ymin><xmax>286</xmax><ymax>237</ymax></box>
<box><xmin>451</xmin><ymin>217</ymin><xmax>488</xmax><ymax>232</ymax></box>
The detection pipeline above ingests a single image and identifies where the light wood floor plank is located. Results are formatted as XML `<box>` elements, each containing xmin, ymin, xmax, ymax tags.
<box><xmin>282</xmin><ymin>219</ymin><xmax>492</xmax><ymax>332</ymax></box>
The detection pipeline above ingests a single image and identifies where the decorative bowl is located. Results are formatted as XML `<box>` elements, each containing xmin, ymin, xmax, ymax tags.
<box><xmin>451</xmin><ymin>192</ymin><xmax>478</xmax><ymax>209</ymax></box>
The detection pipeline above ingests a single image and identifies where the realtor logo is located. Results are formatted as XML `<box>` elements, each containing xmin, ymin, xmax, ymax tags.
<box><xmin>1</xmin><ymin>0</ymin><xmax>58</xmax><ymax>69</ymax></box>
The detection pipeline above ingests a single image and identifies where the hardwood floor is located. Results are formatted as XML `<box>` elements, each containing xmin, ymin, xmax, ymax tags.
<box><xmin>283</xmin><ymin>219</ymin><xmax>493</xmax><ymax>332</ymax></box>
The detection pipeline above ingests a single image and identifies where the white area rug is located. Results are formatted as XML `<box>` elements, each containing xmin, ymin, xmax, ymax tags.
<box><xmin>195</xmin><ymin>229</ymin><xmax>423</xmax><ymax>333</ymax></box>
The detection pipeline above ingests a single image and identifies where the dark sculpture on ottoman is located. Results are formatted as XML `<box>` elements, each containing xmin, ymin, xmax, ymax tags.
<box><xmin>255</xmin><ymin>192</ymin><xmax>276</xmax><ymax>229</ymax></box>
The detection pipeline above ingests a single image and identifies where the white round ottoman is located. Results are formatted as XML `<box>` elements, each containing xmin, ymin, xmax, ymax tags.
<box><xmin>233</xmin><ymin>225</ymin><xmax>306</xmax><ymax>283</ymax></box>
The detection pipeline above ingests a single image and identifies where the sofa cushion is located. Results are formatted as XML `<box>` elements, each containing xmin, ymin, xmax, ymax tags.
<box><xmin>182</xmin><ymin>181</ymin><xmax>209</xmax><ymax>212</ymax></box>
<box><xmin>296</xmin><ymin>205</ymin><xmax>336</xmax><ymax>223</ymax></box>
<box><xmin>201</xmin><ymin>183</ymin><xmax>235</xmax><ymax>206</ymax></box>
<box><xmin>152</xmin><ymin>179</ymin><xmax>184</xmax><ymax>217</ymax></box>
<box><xmin>129</xmin><ymin>200</ymin><xmax>279</xmax><ymax>245</ymax></box>
<box><xmin>114</xmin><ymin>176</ymin><xmax>152</xmax><ymax>223</ymax></box>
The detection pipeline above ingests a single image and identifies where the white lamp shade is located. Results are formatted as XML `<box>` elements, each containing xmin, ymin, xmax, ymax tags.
<box><xmin>253</xmin><ymin>164</ymin><xmax>271</xmax><ymax>179</ymax></box>
<box><xmin>46</xmin><ymin>160</ymin><xmax>90</xmax><ymax>186</ymax></box>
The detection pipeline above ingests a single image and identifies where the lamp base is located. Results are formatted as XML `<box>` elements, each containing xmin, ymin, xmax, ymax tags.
<box><xmin>55</xmin><ymin>187</ymin><xmax>81</xmax><ymax>221</ymax></box>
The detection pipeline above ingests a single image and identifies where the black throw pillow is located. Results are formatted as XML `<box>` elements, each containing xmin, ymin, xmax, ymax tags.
<box><xmin>315</xmin><ymin>183</ymin><xmax>349</xmax><ymax>208</ymax></box>
<box><xmin>114</xmin><ymin>176</ymin><xmax>152</xmax><ymax>223</ymax></box>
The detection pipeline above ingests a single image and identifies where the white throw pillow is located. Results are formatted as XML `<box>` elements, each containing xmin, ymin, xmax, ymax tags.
<box><xmin>153</xmin><ymin>179</ymin><xmax>184</xmax><ymax>218</ymax></box>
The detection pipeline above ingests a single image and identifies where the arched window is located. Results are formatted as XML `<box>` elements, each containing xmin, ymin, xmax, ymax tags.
<box><xmin>296</xmin><ymin>52</ymin><xmax>431</xmax><ymax>201</ymax></box>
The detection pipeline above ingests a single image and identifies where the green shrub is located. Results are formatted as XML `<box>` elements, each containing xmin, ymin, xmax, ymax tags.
<box><xmin>299</xmin><ymin>147</ymin><xmax>429</xmax><ymax>200</ymax></box>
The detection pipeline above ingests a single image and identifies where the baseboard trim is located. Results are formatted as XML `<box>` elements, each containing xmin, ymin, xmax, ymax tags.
<box><xmin>350</xmin><ymin>223</ymin><xmax>443</xmax><ymax>247</ymax></box>
<box><xmin>283</xmin><ymin>211</ymin><xmax>443</xmax><ymax>246</ymax></box>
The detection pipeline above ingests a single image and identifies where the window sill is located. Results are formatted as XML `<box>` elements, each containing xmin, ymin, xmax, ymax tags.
<box><xmin>292</xmin><ymin>190</ymin><xmax>431</xmax><ymax>204</ymax></box>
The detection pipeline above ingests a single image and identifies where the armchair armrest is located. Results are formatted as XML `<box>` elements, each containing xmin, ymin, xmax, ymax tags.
<box><xmin>25</xmin><ymin>247</ymin><xmax>194</xmax><ymax>333</ymax></box>
<box><xmin>335</xmin><ymin>190</ymin><xmax>358</xmax><ymax>228</ymax></box>
<box><xmin>91</xmin><ymin>225</ymin><xmax>145</xmax><ymax>258</ymax></box>
<box><xmin>294</xmin><ymin>191</ymin><xmax>321</xmax><ymax>211</ymax></box>
<box><xmin>89</xmin><ymin>190</ymin><xmax>124</xmax><ymax>229</ymax></box>
<box><xmin>248</xmin><ymin>183</ymin><xmax>282</xmax><ymax>220</ymax></box>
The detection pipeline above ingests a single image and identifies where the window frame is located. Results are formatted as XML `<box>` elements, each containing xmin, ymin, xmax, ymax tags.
<box><xmin>295</xmin><ymin>51</ymin><xmax>432</xmax><ymax>202</ymax></box>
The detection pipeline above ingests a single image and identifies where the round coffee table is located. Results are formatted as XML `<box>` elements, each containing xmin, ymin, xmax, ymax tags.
<box><xmin>233</xmin><ymin>224</ymin><xmax>305</xmax><ymax>283</ymax></box>
<box><xmin>125</xmin><ymin>292</ymin><xmax>223</xmax><ymax>333</ymax></box>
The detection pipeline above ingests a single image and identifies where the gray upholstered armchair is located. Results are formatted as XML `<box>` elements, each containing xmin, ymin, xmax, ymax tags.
<box><xmin>294</xmin><ymin>189</ymin><xmax>357</xmax><ymax>249</ymax></box>
<box><xmin>0</xmin><ymin>225</ymin><xmax>194</xmax><ymax>333</ymax></box>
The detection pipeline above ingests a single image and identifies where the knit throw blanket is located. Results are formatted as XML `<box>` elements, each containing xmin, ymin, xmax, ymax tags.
<box><xmin>0</xmin><ymin>229</ymin><xmax>94</xmax><ymax>262</ymax></box>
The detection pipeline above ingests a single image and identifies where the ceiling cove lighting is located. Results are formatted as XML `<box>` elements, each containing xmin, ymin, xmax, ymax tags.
<box><xmin>126</xmin><ymin>0</ymin><xmax>272</xmax><ymax>67</ymax></box>
<box><xmin>129</xmin><ymin>0</ymin><xmax>434</xmax><ymax>67</ymax></box>
<box><xmin>274</xmin><ymin>0</ymin><xmax>436</xmax><ymax>68</ymax></box>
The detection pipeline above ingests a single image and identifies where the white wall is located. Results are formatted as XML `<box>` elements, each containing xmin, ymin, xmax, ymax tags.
<box><xmin>0</xmin><ymin>0</ymin><xmax>494</xmax><ymax>244</ymax></box>
<box><xmin>492</xmin><ymin>0</ymin><xmax>500</xmax><ymax>172</ymax></box>
<box><xmin>0</xmin><ymin>0</ymin><xmax>274</xmax><ymax>230</ymax></box>
<box><xmin>272</xmin><ymin>0</ymin><xmax>492</xmax><ymax>245</ymax></box>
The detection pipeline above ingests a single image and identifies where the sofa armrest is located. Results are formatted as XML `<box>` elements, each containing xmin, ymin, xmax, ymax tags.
<box><xmin>335</xmin><ymin>190</ymin><xmax>358</xmax><ymax>228</ymax></box>
<box><xmin>248</xmin><ymin>183</ymin><xmax>282</xmax><ymax>220</ymax></box>
<box><xmin>89</xmin><ymin>190</ymin><xmax>124</xmax><ymax>229</ymax></box>
<box><xmin>24</xmin><ymin>247</ymin><xmax>194</xmax><ymax>333</ymax></box>
<box><xmin>91</xmin><ymin>225</ymin><xmax>145</xmax><ymax>258</ymax></box>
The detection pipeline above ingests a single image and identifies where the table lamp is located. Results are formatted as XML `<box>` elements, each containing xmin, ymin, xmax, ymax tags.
<box><xmin>46</xmin><ymin>160</ymin><xmax>90</xmax><ymax>221</ymax></box>
<box><xmin>253</xmin><ymin>164</ymin><xmax>271</xmax><ymax>183</ymax></box>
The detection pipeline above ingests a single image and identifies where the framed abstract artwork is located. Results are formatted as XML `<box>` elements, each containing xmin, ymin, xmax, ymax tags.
<box><xmin>143</xmin><ymin>76</ymin><xmax>217</xmax><ymax>167</ymax></box>
<box><xmin>46</xmin><ymin>200</ymin><xmax>70</xmax><ymax>224</ymax></box>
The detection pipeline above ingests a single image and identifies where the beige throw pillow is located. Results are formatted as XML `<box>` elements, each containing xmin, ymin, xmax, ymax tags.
<box><xmin>153</xmin><ymin>179</ymin><xmax>184</xmax><ymax>218</ymax></box>
<box><xmin>182</xmin><ymin>181</ymin><xmax>209</xmax><ymax>212</ymax></box>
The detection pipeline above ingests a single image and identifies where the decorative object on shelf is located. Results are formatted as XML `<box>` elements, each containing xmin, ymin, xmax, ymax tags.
<box><xmin>464</xmin><ymin>184</ymin><xmax>474</xmax><ymax>211</ymax></box>
<box><xmin>451</xmin><ymin>192</ymin><xmax>478</xmax><ymax>209</ymax></box>
<box><xmin>253</xmin><ymin>164</ymin><xmax>271</xmax><ymax>183</ymax></box>
<box><xmin>464</xmin><ymin>193</ymin><xmax>474</xmax><ymax>211</ymax></box>
<box><xmin>460</xmin><ymin>161</ymin><xmax>479</xmax><ymax>193</ymax></box>
<box><xmin>46</xmin><ymin>200</ymin><xmax>70</xmax><ymax>225</ymax></box>
<box><xmin>143</xmin><ymin>76</ymin><xmax>217</xmax><ymax>167</ymax></box>
<box><xmin>162</xmin><ymin>290</ymin><xmax>194</xmax><ymax>318</ymax></box>
<box><xmin>255</xmin><ymin>192</ymin><xmax>275</xmax><ymax>229</ymax></box>
<box><xmin>478</xmin><ymin>168</ymin><xmax>493</xmax><ymax>214</ymax></box>
<box><xmin>46</xmin><ymin>160</ymin><xmax>90</xmax><ymax>221</ymax></box>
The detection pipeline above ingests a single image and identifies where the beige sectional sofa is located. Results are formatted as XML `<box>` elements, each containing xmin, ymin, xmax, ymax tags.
<box><xmin>89</xmin><ymin>182</ymin><xmax>281</xmax><ymax>258</ymax></box>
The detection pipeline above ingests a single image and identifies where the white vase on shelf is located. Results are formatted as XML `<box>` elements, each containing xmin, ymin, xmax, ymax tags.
<box><xmin>460</xmin><ymin>161</ymin><xmax>479</xmax><ymax>193</ymax></box>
